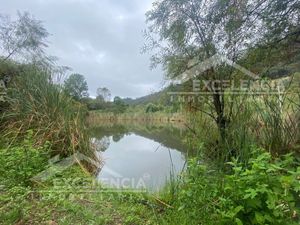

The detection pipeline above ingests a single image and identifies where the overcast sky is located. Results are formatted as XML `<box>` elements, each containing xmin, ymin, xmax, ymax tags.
<box><xmin>1</xmin><ymin>0</ymin><xmax>164</xmax><ymax>98</ymax></box>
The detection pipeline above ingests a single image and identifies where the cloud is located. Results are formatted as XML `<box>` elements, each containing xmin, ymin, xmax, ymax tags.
<box><xmin>0</xmin><ymin>0</ymin><xmax>163</xmax><ymax>98</ymax></box>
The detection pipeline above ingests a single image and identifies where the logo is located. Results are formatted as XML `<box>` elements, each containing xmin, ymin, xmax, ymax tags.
<box><xmin>32</xmin><ymin>153</ymin><xmax>148</xmax><ymax>194</ymax></box>
<box><xmin>168</xmin><ymin>54</ymin><xmax>286</xmax><ymax>99</ymax></box>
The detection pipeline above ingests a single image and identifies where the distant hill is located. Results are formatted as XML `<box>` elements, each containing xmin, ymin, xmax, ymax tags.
<box><xmin>122</xmin><ymin>84</ymin><xmax>185</xmax><ymax>106</ymax></box>
<box><xmin>122</xmin><ymin>91</ymin><xmax>164</xmax><ymax>105</ymax></box>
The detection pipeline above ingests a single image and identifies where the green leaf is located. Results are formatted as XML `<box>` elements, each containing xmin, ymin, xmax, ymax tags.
<box><xmin>244</xmin><ymin>189</ymin><xmax>258</xmax><ymax>199</ymax></box>
<box><xmin>255</xmin><ymin>212</ymin><xmax>265</xmax><ymax>224</ymax></box>
<box><xmin>235</xmin><ymin>218</ymin><xmax>243</xmax><ymax>225</ymax></box>
<box><xmin>233</xmin><ymin>206</ymin><xmax>244</xmax><ymax>215</ymax></box>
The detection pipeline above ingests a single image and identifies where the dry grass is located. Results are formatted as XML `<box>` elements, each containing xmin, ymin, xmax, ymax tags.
<box><xmin>87</xmin><ymin>111</ymin><xmax>186</xmax><ymax>126</ymax></box>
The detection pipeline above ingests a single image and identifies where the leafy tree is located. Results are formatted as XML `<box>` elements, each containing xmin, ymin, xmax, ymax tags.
<box><xmin>145</xmin><ymin>0</ymin><xmax>240</xmax><ymax>139</ymax></box>
<box><xmin>113</xmin><ymin>96</ymin><xmax>123</xmax><ymax>105</ymax></box>
<box><xmin>64</xmin><ymin>74</ymin><xmax>89</xmax><ymax>101</ymax></box>
<box><xmin>145</xmin><ymin>0</ymin><xmax>300</xmax><ymax>140</ymax></box>
<box><xmin>96</xmin><ymin>87</ymin><xmax>111</xmax><ymax>102</ymax></box>
<box><xmin>112</xmin><ymin>96</ymin><xmax>128</xmax><ymax>113</ymax></box>
<box><xmin>249</xmin><ymin>0</ymin><xmax>300</xmax><ymax>45</ymax></box>
<box><xmin>0</xmin><ymin>11</ymin><xmax>49</xmax><ymax>62</ymax></box>
<box><xmin>145</xmin><ymin>103</ymin><xmax>161</xmax><ymax>113</ymax></box>
<box><xmin>81</xmin><ymin>97</ymin><xmax>107</xmax><ymax>111</ymax></box>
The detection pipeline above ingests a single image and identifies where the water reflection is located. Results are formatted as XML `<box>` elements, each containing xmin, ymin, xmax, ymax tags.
<box><xmin>90</xmin><ymin>122</ymin><xmax>188</xmax><ymax>191</ymax></box>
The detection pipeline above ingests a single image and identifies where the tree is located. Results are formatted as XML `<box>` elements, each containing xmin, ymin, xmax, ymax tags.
<box><xmin>145</xmin><ymin>0</ymin><xmax>300</xmax><ymax>141</ymax></box>
<box><xmin>113</xmin><ymin>96</ymin><xmax>128</xmax><ymax>113</ymax></box>
<box><xmin>113</xmin><ymin>96</ymin><xmax>122</xmax><ymax>105</ymax></box>
<box><xmin>248</xmin><ymin>0</ymin><xmax>299</xmax><ymax>45</ymax></box>
<box><xmin>96</xmin><ymin>87</ymin><xmax>111</xmax><ymax>102</ymax></box>
<box><xmin>0</xmin><ymin>11</ymin><xmax>49</xmax><ymax>62</ymax></box>
<box><xmin>145</xmin><ymin>0</ymin><xmax>243</xmax><ymax>139</ymax></box>
<box><xmin>64</xmin><ymin>74</ymin><xmax>89</xmax><ymax>101</ymax></box>
<box><xmin>145</xmin><ymin>103</ymin><xmax>161</xmax><ymax>113</ymax></box>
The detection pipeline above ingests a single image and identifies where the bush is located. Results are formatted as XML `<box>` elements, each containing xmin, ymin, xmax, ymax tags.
<box><xmin>145</xmin><ymin>103</ymin><xmax>162</xmax><ymax>113</ymax></box>
<box><xmin>172</xmin><ymin>148</ymin><xmax>300</xmax><ymax>225</ymax></box>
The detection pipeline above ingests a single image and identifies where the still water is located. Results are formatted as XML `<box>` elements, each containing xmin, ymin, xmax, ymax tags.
<box><xmin>90</xmin><ymin>123</ymin><xmax>188</xmax><ymax>191</ymax></box>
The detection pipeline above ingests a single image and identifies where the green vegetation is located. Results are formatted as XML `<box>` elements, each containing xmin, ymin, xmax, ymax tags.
<box><xmin>1</xmin><ymin>135</ymin><xmax>299</xmax><ymax>224</ymax></box>
<box><xmin>145</xmin><ymin>0</ymin><xmax>300</xmax><ymax>144</ymax></box>
<box><xmin>0</xmin><ymin>135</ymin><xmax>158</xmax><ymax>225</ymax></box>
<box><xmin>154</xmin><ymin>149</ymin><xmax>300</xmax><ymax>225</ymax></box>
<box><xmin>87</xmin><ymin>111</ymin><xmax>186</xmax><ymax>126</ymax></box>
<box><xmin>1</xmin><ymin>0</ymin><xmax>300</xmax><ymax>224</ymax></box>
<box><xmin>0</xmin><ymin>63</ymin><xmax>95</xmax><ymax>164</ymax></box>
<box><xmin>145</xmin><ymin>103</ymin><xmax>163</xmax><ymax>113</ymax></box>
<box><xmin>64</xmin><ymin>73</ymin><xmax>89</xmax><ymax>101</ymax></box>
<box><xmin>0</xmin><ymin>131</ymin><xmax>50</xmax><ymax>188</ymax></box>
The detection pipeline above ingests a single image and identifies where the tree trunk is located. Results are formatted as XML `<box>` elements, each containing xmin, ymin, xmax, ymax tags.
<box><xmin>213</xmin><ymin>92</ymin><xmax>226</xmax><ymax>141</ymax></box>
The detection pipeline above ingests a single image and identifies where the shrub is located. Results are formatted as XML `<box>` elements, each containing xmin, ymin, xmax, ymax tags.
<box><xmin>174</xmin><ymin>148</ymin><xmax>300</xmax><ymax>225</ymax></box>
<box><xmin>145</xmin><ymin>103</ymin><xmax>162</xmax><ymax>113</ymax></box>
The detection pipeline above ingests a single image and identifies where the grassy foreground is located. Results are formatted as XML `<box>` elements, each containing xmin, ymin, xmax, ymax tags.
<box><xmin>1</xmin><ymin>172</ymin><xmax>159</xmax><ymax>225</ymax></box>
<box><xmin>1</xmin><ymin>132</ymin><xmax>300</xmax><ymax>225</ymax></box>
<box><xmin>0</xmin><ymin>134</ymin><xmax>159</xmax><ymax>225</ymax></box>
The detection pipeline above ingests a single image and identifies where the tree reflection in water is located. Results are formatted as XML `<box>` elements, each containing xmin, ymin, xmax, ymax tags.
<box><xmin>91</xmin><ymin>136</ymin><xmax>110</xmax><ymax>152</ymax></box>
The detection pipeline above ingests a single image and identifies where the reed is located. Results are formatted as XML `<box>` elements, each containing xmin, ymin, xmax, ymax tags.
<box><xmin>87</xmin><ymin>111</ymin><xmax>186</xmax><ymax>126</ymax></box>
<box><xmin>186</xmin><ymin>81</ymin><xmax>300</xmax><ymax>166</ymax></box>
<box><xmin>1</xmin><ymin>64</ymin><xmax>97</xmax><ymax>171</ymax></box>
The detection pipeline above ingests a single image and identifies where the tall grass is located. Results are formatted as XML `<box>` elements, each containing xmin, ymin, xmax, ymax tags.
<box><xmin>186</xmin><ymin>77</ymin><xmax>300</xmax><ymax>166</ymax></box>
<box><xmin>1</xmin><ymin>64</ymin><xmax>97</xmax><ymax>171</ymax></box>
<box><xmin>252</xmin><ymin>94</ymin><xmax>299</xmax><ymax>154</ymax></box>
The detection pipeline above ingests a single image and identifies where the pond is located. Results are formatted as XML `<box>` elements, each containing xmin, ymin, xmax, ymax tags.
<box><xmin>90</xmin><ymin>122</ymin><xmax>189</xmax><ymax>192</ymax></box>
